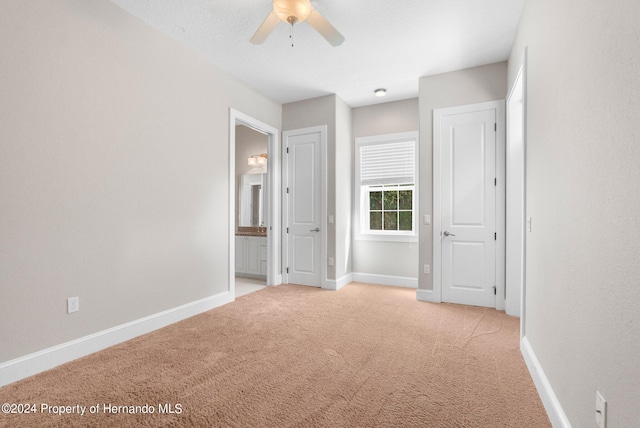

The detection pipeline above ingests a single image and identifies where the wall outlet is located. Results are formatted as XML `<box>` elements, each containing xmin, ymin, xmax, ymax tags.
<box><xmin>595</xmin><ymin>391</ymin><xmax>607</xmax><ymax>428</ymax></box>
<box><xmin>328</xmin><ymin>257</ymin><xmax>334</xmax><ymax>266</ymax></box>
<box><xmin>423</xmin><ymin>264</ymin><xmax>430</xmax><ymax>274</ymax></box>
<box><xmin>67</xmin><ymin>297</ymin><xmax>79</xmax><ymax>314</ymax></box>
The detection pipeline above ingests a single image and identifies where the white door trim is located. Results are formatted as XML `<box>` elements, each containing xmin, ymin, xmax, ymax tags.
<box><xmin>507</xmin><ymin>48</ymin><xmax>528</xmax><ymax>332</ymax></box>
<box><xmin>229</xmin><ymin>109</ymin><xmax>281</xmax><ymax>297</ymax></box>
<box><xmin>433</xmin><ymin>100</ymin><xmax>505</xmax><ymax>307</ymax></box>
<box><xmin>282</xmin><ymin>125</ymin><xmax>327</xmax><ymax>288</ymax></box>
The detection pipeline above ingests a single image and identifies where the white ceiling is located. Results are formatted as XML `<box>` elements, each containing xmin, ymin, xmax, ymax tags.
<box><xmin>109</xmin><ymin>0</ymin><xmax>525</xmax><ymax>108</ymax></box>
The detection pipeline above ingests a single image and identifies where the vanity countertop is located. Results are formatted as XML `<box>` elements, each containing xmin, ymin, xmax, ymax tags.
<box><xmin>236</xmin><ymin>227</ymin><xmax>267</xmax><ymax>237</ymax></box>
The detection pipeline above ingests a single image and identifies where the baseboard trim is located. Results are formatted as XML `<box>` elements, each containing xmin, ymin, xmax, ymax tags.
<box><xmin>521</xmin><ymin>336</ymin><xmax>572</xmax><ymax>428</ymax></box>
<box><xmin>323</xmin><ymin>273</ymin><xmax>352</xmax><ymax>291</ymax></box>
<box><xmin>352</xmin><ymin>273</ymin><xmax>417</xmax><ymax>288</ymax></box>
<box><xmin>416</xmin><ymin>288</ymin><xmax>440</xmax><ymax>303</ymax></box>
<box><xmin>0</xmin><ymin>290</ymin><xmax>233</xmax><ymax>388</ymax></box>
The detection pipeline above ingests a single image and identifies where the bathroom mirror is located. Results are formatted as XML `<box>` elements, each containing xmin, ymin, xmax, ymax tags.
<box><xmin>239</xmin><ymin>173</ymin><xmax>266</xmax><ymax>227</ymax></box>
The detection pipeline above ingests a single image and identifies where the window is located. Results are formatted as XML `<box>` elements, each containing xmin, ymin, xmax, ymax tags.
<box><xmin>355</xmin><ymin>132</ymin><xmax>418</xmax><ymax>242</ymax></box>
<box><xmin>367</xmin><ymin>184</ymin><xmax>414</xmax><ymax>231</ymax></box>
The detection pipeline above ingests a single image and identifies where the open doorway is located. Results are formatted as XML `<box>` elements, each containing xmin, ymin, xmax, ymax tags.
<box><xmin>235</xmin><ymin>124</ymin><xmax>268</xmax><ymax>296</ymax></box>
<box><xmin>229</xmin><ymin>110</ymin><xmax>281</xmax><ymax>299</ymax></box>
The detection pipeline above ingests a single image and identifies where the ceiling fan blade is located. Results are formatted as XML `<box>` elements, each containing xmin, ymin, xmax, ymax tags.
<box><xmin>306</xmin><ymin>9</ymin><xmax>344</xmax><ymax>47</ymax></box>
<box><xmin>250</xmin><ymin>11</ymin><xmax>280</xmax><ymax>44</ymax></box>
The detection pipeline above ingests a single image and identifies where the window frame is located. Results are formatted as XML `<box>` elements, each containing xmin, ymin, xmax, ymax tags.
<box><xmin>355</xmin><ymin>131</ymin><xmax>419</xmax><ymax>243</ymax></box>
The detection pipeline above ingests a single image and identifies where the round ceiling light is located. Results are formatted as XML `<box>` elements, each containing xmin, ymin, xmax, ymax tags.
<box><xmin>374</xmin><ymin>88</ymin><xmax>387</xmax><ymax>97</ymax></box>
<box><xmin>273</xmin><ymin>0</ymin><xmax>312</xmax><ymax>24</ymax></box>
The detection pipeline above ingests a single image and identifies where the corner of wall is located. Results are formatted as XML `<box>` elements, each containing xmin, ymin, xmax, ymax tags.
<box><xmin>521</xmin><ymin>337</ymin><xmax>572</xmax><ymax>428</ymax></box>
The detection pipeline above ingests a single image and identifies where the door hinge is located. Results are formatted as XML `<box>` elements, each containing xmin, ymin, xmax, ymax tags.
<box><xmin>286</xmin><ymin>187</ymin><xmax>289</xmax><ymax>194</ymax></box>
<box><xmin>494</xmin><ymin>178</ymin><xmax>497</xmax><ymax>186</ymax></box>
<box><xmin>494</xmin><ymin>232</ymin><xmax>497</xmax><ymax>240</ymax></box>
<box><xmin>493</xmin><ymin>286</ymin><xmax>497</xmax><ymax>295</ymax></box>
<box><xmin>286</xmin><ymin>267</ymin><xmax>289</xmax><ymax>274</ymax></box>
<box><xmin>286</xmin><ymin>147</ymin><xmax>289</xmax><ymax>154</ymax></box>
<box><xmin>494</xmin><ymin>123</ymin><xmax>497</xmax><ymax>131</ymax></box>
<box><xmin>286</xmin><ymin>227</ymin><xmax>289</xmax><ymax>233</ymax></box>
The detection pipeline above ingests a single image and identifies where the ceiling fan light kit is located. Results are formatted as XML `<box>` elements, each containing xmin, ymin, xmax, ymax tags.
<box><xmin>273</xmin><ymin>0</ymin><xmax>311</xmax><ymax>24</ymax></box>
<box><xmin>250</xmin><ymin>0</ymin><xmax>345</xmax><ymax>47</ymax></box>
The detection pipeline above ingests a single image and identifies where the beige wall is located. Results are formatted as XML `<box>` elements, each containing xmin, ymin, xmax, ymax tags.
<box><xmin>9</xmin><ymin>6</ymin><xmax>639</xmax><ymax>424</ymax></box>
<box><xmin>418</xmin><ymin>62</ymin><xmax>507</xmax><ymax>290</ymax></box>
<box><xmin>282</xmin><ymin>95</ymin><xmax>335</xmax><ymax>280</ymax></box>
<box><xmin>282</xmin><ymin>95</ymin><xmax>353</xmax><ymax>283</ymax></box>
<box><xmin>351</xmin><ymin>99</ymin><xmax>419</xmax><ymax>278</ymax></box>
<box><xmin>509</xmin><ymin>0</ymin><xmax>640</xmax><ymax>425</ymax></box>
<box><xmin>283</xmin><ymin>97</ymin><xmax>421</xmax><ymax>282</ymax></box>
<box><xmin>0</xmin><ymin>0</ymin><xmax>281</xmax><ymax>363</ymax></box>
<box><xmin>335</xmin><ymin>97</ymin><xmax>353</xmax><ymax>279</ymax></box>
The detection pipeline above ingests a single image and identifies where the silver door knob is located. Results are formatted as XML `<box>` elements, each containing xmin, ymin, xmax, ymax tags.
<box><xmin>443</xmin><ymin>230</ymin><xmax>456</xmax><ymax>237</ymax></box>
<box><xmin>310</xmin><ymin>227</ymin><xmax>320</xmax><ymax>232</ymax></box>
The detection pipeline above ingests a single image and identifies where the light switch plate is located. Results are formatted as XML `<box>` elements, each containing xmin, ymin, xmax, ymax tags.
<box><xmin>423</xmin><ymin>215</ymin><xmax>431</xmax><ymax>225</ymax></box>
<box><xmin>67</xmin><ymin>297</ymin><xmax>79</xmax><ymax>314</ymax></box>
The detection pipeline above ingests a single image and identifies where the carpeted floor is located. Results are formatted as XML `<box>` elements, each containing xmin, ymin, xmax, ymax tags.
<box><xmin>0</xmin><ymin>283</ymin><xmax>550</xmax><ymax>427</ymax></box>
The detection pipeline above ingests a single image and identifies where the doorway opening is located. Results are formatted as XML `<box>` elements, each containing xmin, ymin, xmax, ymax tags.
<box><xmin>229</xmin><ymin>110</ymin><xmax>281</xmax><ymax>299</ymax></box>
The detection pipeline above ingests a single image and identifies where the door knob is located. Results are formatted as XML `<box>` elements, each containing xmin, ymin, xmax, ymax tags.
<box><xmin>443</xmin><ymin>230</ymin><xmax>456</xmax><ymax>237</ymax></box>
<box><xmin>310</xmin><ymin>227</ymin><xmax>320</xmax><ymax>232</ymax></box>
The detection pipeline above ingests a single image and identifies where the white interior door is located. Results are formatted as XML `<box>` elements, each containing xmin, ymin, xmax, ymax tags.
<box><xmin>284</xmin><ymin>128</ymin><xmax>323</xmax><ymax>287</ymax></box>
<box><xmin>439</xmin><ymin>107</ymin><xmax>498</xmax><ymax>307</ymax></box>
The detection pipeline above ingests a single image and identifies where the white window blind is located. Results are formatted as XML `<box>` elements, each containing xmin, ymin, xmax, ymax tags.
<box><xmin>359</xmin><ymin>139</ymin><xmax>415</xmax><ymax>186</ymax></box>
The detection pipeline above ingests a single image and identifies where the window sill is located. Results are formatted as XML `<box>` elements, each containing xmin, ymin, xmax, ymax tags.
<box><xmin>354</xmin><ymin>233</ymin><xmax>418</xmax><ymax>243</ymax></box>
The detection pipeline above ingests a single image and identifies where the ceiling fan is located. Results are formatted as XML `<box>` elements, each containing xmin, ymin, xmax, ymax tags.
<box><xmin>250</xmin><ymin>0</ymin><xmax>345</xmax><ymax>47</ymax></box>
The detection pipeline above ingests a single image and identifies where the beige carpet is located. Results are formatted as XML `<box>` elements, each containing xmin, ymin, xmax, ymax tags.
<box><xmin>0</xmin><ymin>283</ymin><xmax>550</xmax><ymax>427</ymax></box>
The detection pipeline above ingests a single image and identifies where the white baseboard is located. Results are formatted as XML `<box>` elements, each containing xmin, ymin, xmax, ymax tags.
<box><xmin>416</xmin><ymin>288</ymin><xmax>440</xmax><ymax>303</ymax></box>
<box><xmin>352</xmin><ymin>273</ymin><xmax>417</xmax><ymax>288</ymax></box>
<box><xmin>323</xmin><ymin>273</ymin><xmax>352</xmax><ymax>291</ymax></box>
<box><xmin>521</xmin><ymin>336</ymin><xmax>572</xmax><ymax>428</ymax></box>
<box><xmin>0</xmin><ymin>290</ymin><xmax>233</xmax><ymax>388</ymax></box>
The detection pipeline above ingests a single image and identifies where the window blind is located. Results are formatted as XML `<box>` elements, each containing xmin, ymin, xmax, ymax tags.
<box><xmin>360</xmin><ymin>139</ymin><xmax>415</xmax><ymax>186</ymax></box>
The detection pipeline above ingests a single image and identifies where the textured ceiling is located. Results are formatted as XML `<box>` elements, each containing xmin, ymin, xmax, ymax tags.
<box><xmin>109</xmin><ymin>0</ymin><xmax>525</xmax><ymax>107</ymax></box>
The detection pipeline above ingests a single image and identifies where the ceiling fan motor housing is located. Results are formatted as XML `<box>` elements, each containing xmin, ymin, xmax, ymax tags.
<box><xmin>273</xmin><ymin>0</ymin><xmax>312</xmax><ymax>24</ymax></box>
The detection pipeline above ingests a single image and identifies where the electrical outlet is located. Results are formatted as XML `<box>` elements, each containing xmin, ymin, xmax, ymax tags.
<box><xmin>67</xmin><ymin>297</ymin><xmax>79</xmax><ymax>314</ymax></box>
<box><xmin>328</xmin><ymin>257</ymin><xmax>334</xmax><ymax>266</ymax></box>
<box><xmin>595</xmin><ymin>391</ymin><xmax>606</xmax><ymax>428</ymax></box>
<box><xmin>424</xmin><ymin>264</ymin><xmax>430</xmax><ymax>274</ymax></box>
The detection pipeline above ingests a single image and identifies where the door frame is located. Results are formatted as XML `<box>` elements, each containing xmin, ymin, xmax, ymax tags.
<box><xmin>229</xmin><ymin>109</ymin><xmax>281</xmax><ymax>297</ymax></box>
<box><xmin>281</xmin><ymin>125</ymin><xmax>327</xmax><ymax>288</ymax></box>
<box><xmin>506</xmin><ymin>48</ymin><xmax>528</xmax><ymax>332</ymax></box>
<box><xmin>432</xmin><ymin>100</ymin><xmax>506</xmax><ymax>308</ymax></box>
